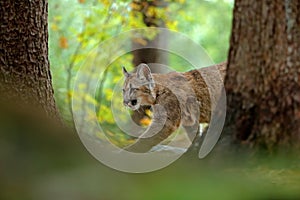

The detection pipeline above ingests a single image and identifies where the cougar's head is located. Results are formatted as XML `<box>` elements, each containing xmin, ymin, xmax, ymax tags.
<box><xmin>122</xmin><ymin>63</ymin><xmax>156</xmax><ymax>110</ymax></box>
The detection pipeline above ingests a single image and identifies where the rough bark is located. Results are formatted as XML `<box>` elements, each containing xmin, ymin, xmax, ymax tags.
<box><xmin>224</xmin><ymin>0</ymin><xmax>300</xmax><ymax>151</ymax></box>
<box><xmin>0</xmin><ymin>0</ymin><xmax>59</xmax><ymax>119</ymax></box>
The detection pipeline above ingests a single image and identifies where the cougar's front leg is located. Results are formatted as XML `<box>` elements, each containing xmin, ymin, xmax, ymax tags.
<box><xmin>124</xmin><ymin>104</ymin><xmax>181</xmax><ymax>153</ymax></box>
<box><xmin>183</xmin><ymin>123</ymin><xmax>200</xmax><ymax>143</ymax></box>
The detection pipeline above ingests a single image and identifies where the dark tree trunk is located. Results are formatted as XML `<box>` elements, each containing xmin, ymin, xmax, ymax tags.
<box><xmin>131</xmin><ymin>0</ymin><xmax>169</xmax><ymax>70</ymax></box>
<box><xmin>131</xmin><ymin>0</ymin><xmax>169</xmax><ymax>124</ymax></box>
<box><xmin>0</xmin><ymin>0</ymin><xmax>59</xmax><ymax>119</ymax></box>
<box><xmin>224</xmin><ymin>0</ymin><xmax>300</xmax><ymax>151</ymax></box>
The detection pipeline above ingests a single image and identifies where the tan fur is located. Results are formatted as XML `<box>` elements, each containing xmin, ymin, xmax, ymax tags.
<box><xmin>122</xmin><ymin>62</ymin><xmax>227</xmax><ymax>152</ymax></box>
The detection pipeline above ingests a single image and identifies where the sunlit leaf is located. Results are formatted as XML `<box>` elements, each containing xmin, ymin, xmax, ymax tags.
<box><xmin>146</xmin><ymin>6</ymin><xmax>156</xmax><ymax>17</ymax></box>
<box><xmin>140</xmin><ymin>117</ymin><xmax>152</xmax><ymax>126</ymax></box>
<box><xmin>130</xmin><ymin>2</ymin><xmax>141</xmax><ymax>10</ymax></box>
<box><xmin>84</xmin><ymin>94</ymin><xmax>98</xmax><ymax>106</ymax></box>
<box><xmin>67</xmin><ymin>90</ymin><xmax>73</xmax><ymax>99</ymax></box>
<box><xmin>53</xmin><ymin>15</ymin><xmax>62</xmax><ymax>22</ymax></box>
<box><xmin>145</xmin><ymin>109</ymin><xmax>153</xmax><ymax>118</ymax></box>
<box><xmin>59</xmin><ymin>36</ymin><xmax>68</xmax><ymax>49</ymax></box>
<box><xmin>132</xmin><ymin>38</ymin><xmax>148</xmax><ymax>46</ymax></box>
<box><xmin>51</xmin><ymin>24</ymin><xmax>58</xmax><ymax>31</ymax></box>
<box><xmin>166</xmin><ymin>20</ymin><xmax>178</xmax><ymax>30</ymax></box>
<box><xmin>101</xmin><ymin>0</ymin><xmax>110</xmax><ymax>7</ymax></box>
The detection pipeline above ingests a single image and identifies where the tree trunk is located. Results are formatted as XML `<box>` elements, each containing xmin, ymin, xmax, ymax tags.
<box><xmin>131</xmin><ymin>0</ymin><xmax>169</xmax><ymax>69</ymax></box>
<box><xmin>224</xmin><ymin>0</ymin><xmax>300</xmax><ymax>151</ymax></box>
<box><xmin>0</xmin><ymin>0</ymin><xmax>59</xmax><ymax>119</ymax></box>
<box><xmin>131</xmin><ymin>0</ymin><xmax>169</xmax><ymax>124</ymax></box>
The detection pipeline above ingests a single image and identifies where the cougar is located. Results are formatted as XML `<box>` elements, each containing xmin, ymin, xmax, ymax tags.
<box><xmin>122</xmin><ymin>62</ymin><xmax>226</xmax><ymax>152</ymax></box>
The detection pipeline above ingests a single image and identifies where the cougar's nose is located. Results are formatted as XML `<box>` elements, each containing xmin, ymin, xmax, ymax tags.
<box><xmin>123</xmin><ymin>100</ymin><xmax>130</xmax><ymax>106</ymax></box>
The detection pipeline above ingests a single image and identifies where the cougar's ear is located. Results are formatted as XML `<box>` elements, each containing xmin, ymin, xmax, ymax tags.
<box><xmin>122</xmin><ymin>66</ymin><xmax>130</xmax><ymax>78</ymax></box>
<box><xmin>136</xmin><ymin>63</ymin><xmax>155</xmax><ymax>90</ymax></box>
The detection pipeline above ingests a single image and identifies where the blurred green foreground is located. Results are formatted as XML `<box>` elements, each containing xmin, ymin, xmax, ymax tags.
<box><xmin>0</xmin><ymin>108</ymin><xmax>300</xmax><ymax>200</ymax></box>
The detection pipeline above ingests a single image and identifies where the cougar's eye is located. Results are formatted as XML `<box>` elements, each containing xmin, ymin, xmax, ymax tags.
<box><xmin>130</xmin><ymin>88</ymin><xmax>139</xmax><ymax>94</ymax></box>
<box><xmin>131</xmin><ymin>99</ymin><xmax>137</xmax><ymax>106</ymax></box>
